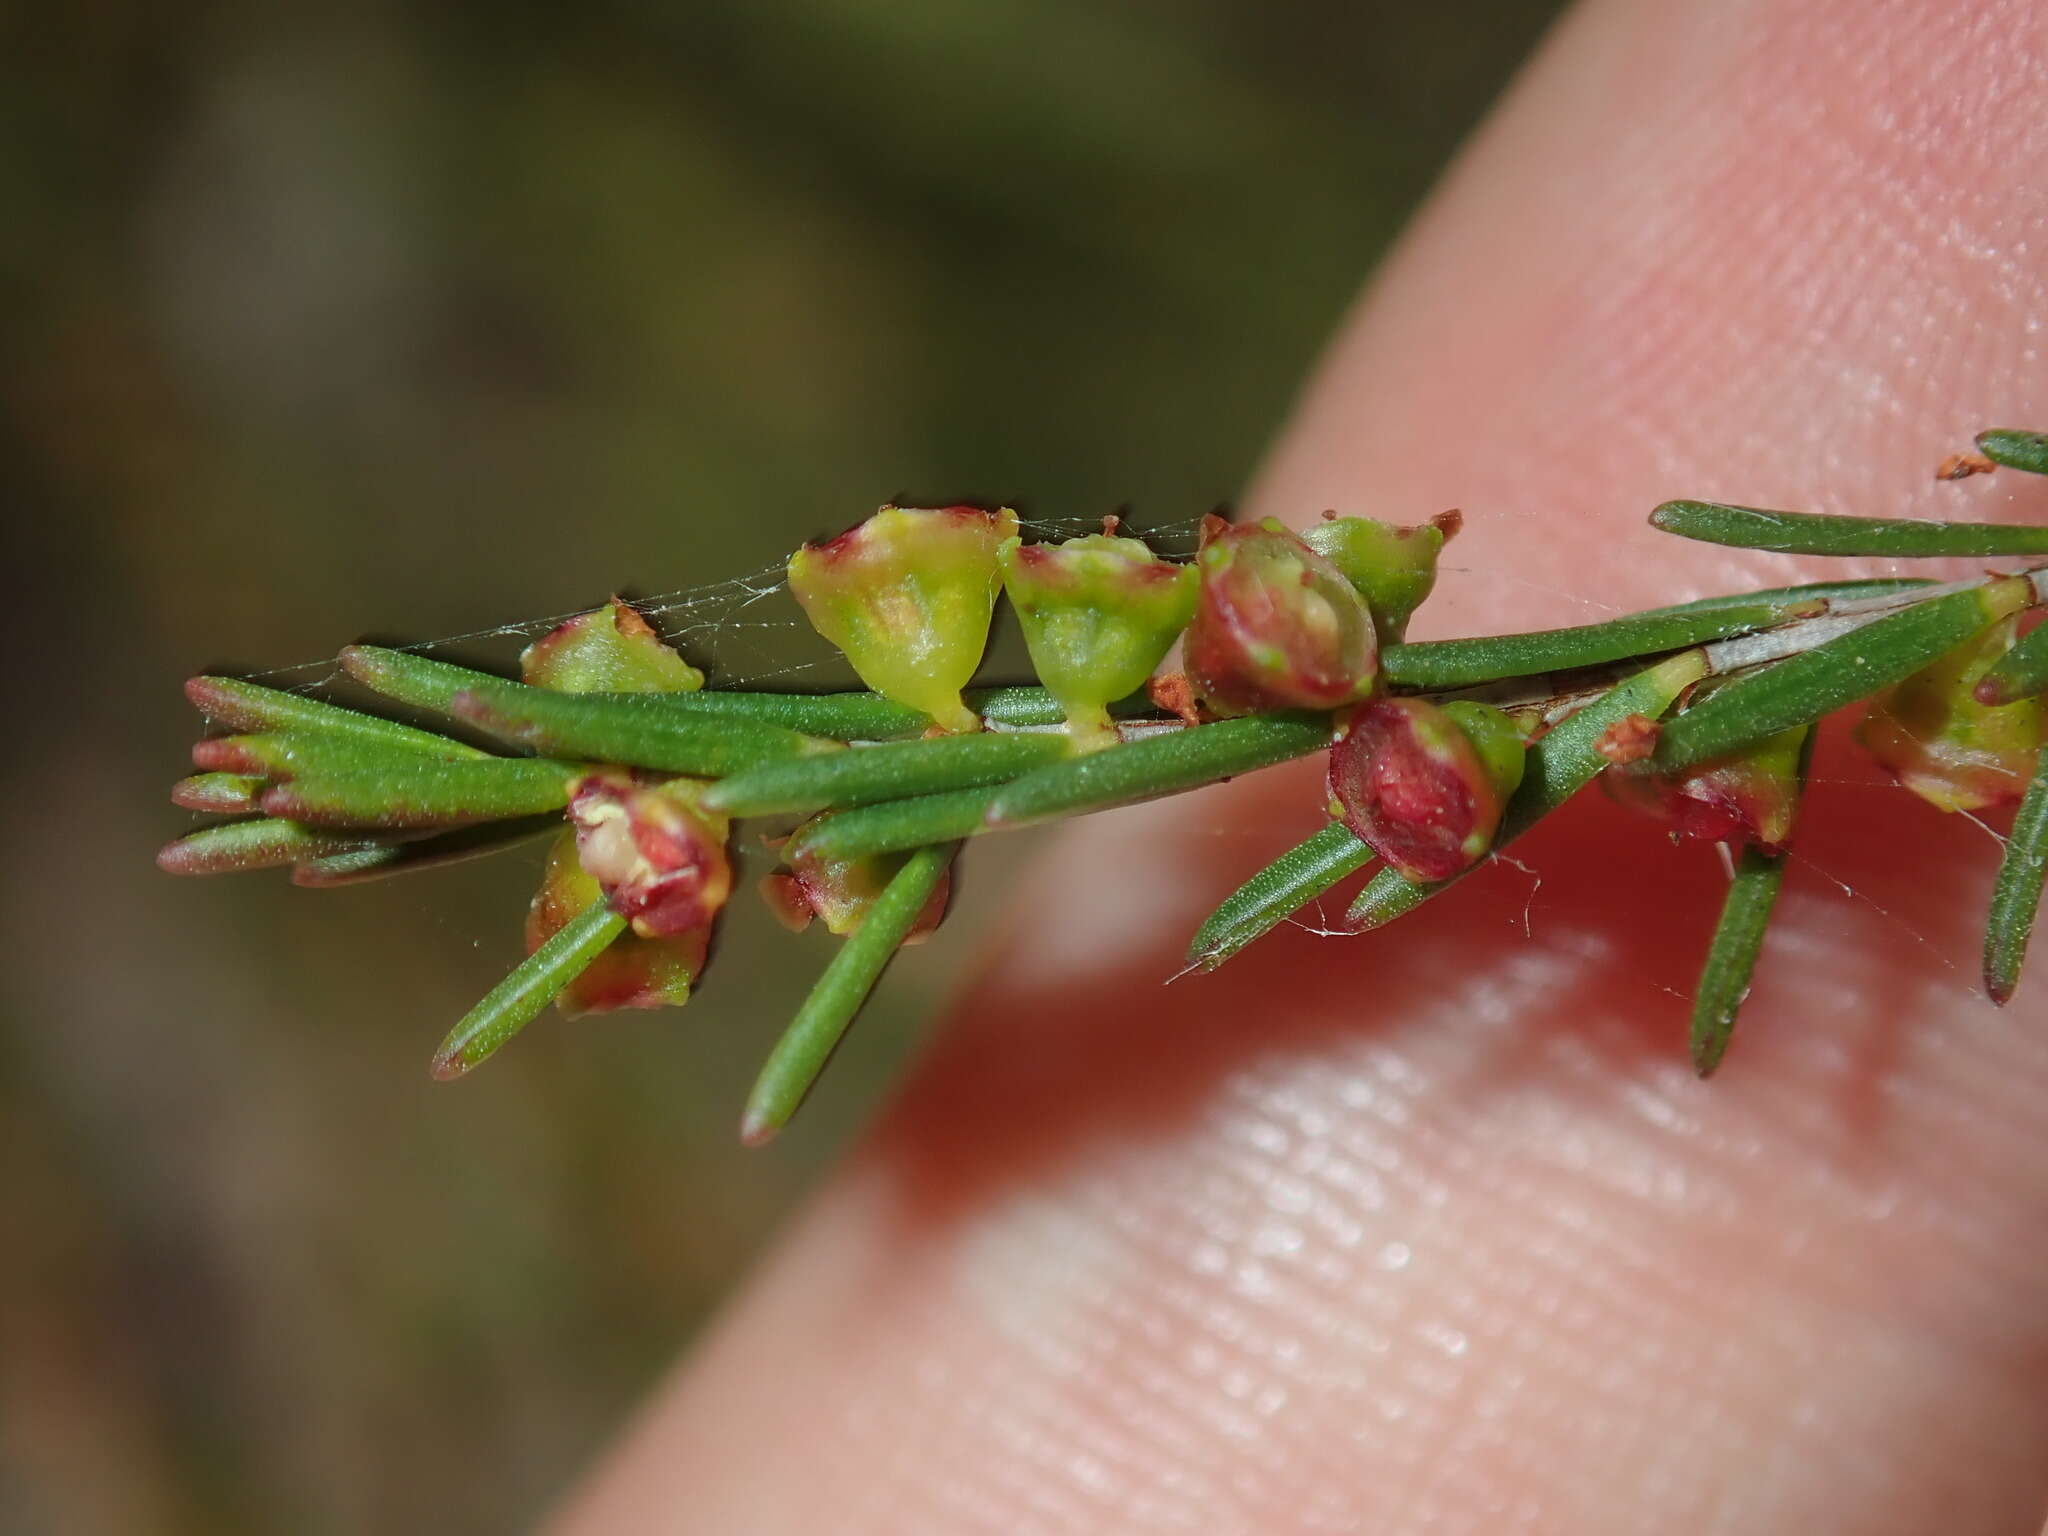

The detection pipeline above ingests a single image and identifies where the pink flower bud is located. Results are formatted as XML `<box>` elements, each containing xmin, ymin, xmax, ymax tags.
<box><xmin>1855</xmin><ymin>615</ymin><xmax>2043</xmax><ymax>812</ymax></box>
<box><xmin>787</xmin><ymin>505</ymin><xmax>1019</xmax><ymax>733</ymax></box>
<box><xmin>760</xmin><ymin>827</ymin><xmax>951</xmax><ymax>942</ymax></box>
<box><xmin>566</xmin><ymin>770</ymin><xmax>732</xmax><ymax>938</ymax></box>
<box><xmin>520</xmin><ymin>598</ymin><xmax>704</xmax><ymax>693</ymax></box>
<box><xmin>1328</xmin><ymin>697</ymin><xmax>1523</xmax><ymax>882</ymax></box>
<box><xmin>1604</xmin><ymin>725</ymin><xmax>1807</xmax><ymax>851</ymax></box>
<box><xmin>1184</xmin><ymin>516</ymin><xmax>1377</xmax><ymax>716</ymax></box>
<box><xmin>527</xmin><ymin>832</ymin><xmax>705</xmax><ymax>1017</ymax></box>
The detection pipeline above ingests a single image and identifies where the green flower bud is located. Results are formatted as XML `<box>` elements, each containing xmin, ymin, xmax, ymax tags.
<box><xmin>788</xmin><ymin>505</ymin><xmax>1019</xmax><ymax>734</ymax></box>
<box><xmin>998</xmin><ymin>525</ymin><xmax>1197</xmax><ymax>749</ymax></box>
<box><xmin>760</xmin><ymin>822</ymin><xmax>952</xmax><ymax>942</ymax></box>
<box><xmin>1328</xmin><ymin>696</ymin><xmax>1524</xmax><ymax>881</ymax></box>
<box><xmin>1184</xmin><ymin>515</ymin><xmax>1377</xmax><ymax>716</ymax></box>
<box><xmin>1856</xmin><ymin>615</ymin><xmax>2044</xmax><ymax>811</ymax></box>
<box><xmin>1300</xmin><ymin>510</ymin><xmax>1457</xmax><ymax>641</ymax></box>
<box><xmin>1606</xmin><ymin>725</ymin><xmax>1807</xmax><ymax>850</ymax></box>
<box><xmin>527</xmin><ymin>830</ymin><xmax>705</xmax><ymax>1017</ymax></box>
<box><xmin>520</xmin><ymin>598</ymin><xmax>704</xmax><ymax>693</ymax></box>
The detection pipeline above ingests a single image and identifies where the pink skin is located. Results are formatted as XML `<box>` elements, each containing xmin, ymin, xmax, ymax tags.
<box><xmin>559</xmin><ymin>3</ymin><xmax>2048</xmax><ymax>1532</ymax></box>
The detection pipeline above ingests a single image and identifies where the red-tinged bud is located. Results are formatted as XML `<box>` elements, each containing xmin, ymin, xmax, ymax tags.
<box><xmin>566</xmin><ymin>770</ymin><xmax>732</xmax><ymax>938</ymax></box>
<box><xmin>520</xmin><ymin>598</ymin><xmax>703</xmax><ymax>693</ymax></box>
<box><xmin>528</xmin><ymin>831</ymin><xmax>705</xmax><ymax>1016</ymax></box>
<box><xmin>1328</xmin><ymin>697</ymin><xmax>1525</xmax><ymax>882</ymax></box>
<box><xmin>1605</xmin><ymin>725</ymin><xmax>1807</xmax><ymax>850</ymax></box>
<box><xmin>998</xmin><ymin>525</ymin><xmax>1198</xmax><ymax>748</ymax></box>
<box><xmin>1184</xmin><ymin>516</ymin><xmax>1377</xmax><ymax>716</ymax></box>
<box><xmin>787</xmin><ymin>504</ymin><xmax>1019</xmax><ymax>734</ymax></box>
<box><xmin>760</xmin><ymin>825</ymin><xmax>952</xmax><ymax>941</ymax></box>
<box><xmin>1855</xmin><ymin>615</ymin><xmax>2043</xmax><ymax>812</ymax></box>
<box><xmin>1300</xmin><ymin>509</ymin><xmax>1458</xmax><ymax>642</ymax></box>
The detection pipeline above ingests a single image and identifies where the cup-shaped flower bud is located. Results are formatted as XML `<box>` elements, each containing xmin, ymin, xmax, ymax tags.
<box><xmin>520</xmin><ymin>598</ymin><xmax>704</xmax><ymax>693</ymax></box>
<box><xmin>760</xmin><ymin>824</ymin><xmax>952</xmax><ymax>942</ymax></box>
<box><xmin>1604</xmin><ymin>724</ymin><xmax>1807</xmax><ymax>851</ymax></box>
<box><xmin>567</xmin><ymin>770</ymin><xmax>733</xmax><ymax>938</ymax></box>
<box><xmin>1184</xmin><ymin>516</ymin><xmax>1377</xmax><ymax>716</ymax></box>
<box><xmin>787</xmin><ymin>505</ymin><xmax>1019</xmax><ymax>734</ymax></box>
<box><xmin>1300</xmin><ymin>510</ymin><xmax>1457</xmax><ymax>642</ymax></box>
<box><xmin>998</xmin><ymin>528</ymin><xmax>1198</xmax><ymax>749</ymax></box>
<box><xmin>1328</xmin><ymin>697</ymin><xmax>1525</xmax><ymax>882</ymax></box>
<box><xmin>1855</xmin><ymin>615</ymin><xmax>2043</xmax><ymax>812</ymax></box>
<box><xmin>528</xmin><ymin>831</ymin><xmax>706</xmax><ymax>1016</ymax></box>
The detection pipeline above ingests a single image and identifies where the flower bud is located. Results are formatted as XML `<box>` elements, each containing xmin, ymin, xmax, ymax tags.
<box><xmin>566</xmin><ymin>770</ymin><xmax>732</xmax><ymax>938</ymax></box>
<box><xmin>527</xmin><ymin>831</ymin><xmax>705</xmax><ymax>1016</ymax></box>
<box><xmin>1604</xmin><ymin>724</ymin><xmax>1807</xmax><ymax>850</ymax></box>
<box><xmin>787</xmin><ymin>505</ymin><xmax>1019</xmax><ymax>734</ymax></box>
<box><xmin>1855</xmin><ymin>615</ymin><xmax>2043</xmax><ymax>812</ymax></box>
<box><xmin>1184</xmin><ymin>516</ymin><xmax>1377</xmax><ymax>716</ymax></box>
<box><xmin>998</xmin><ymin>525</ymin><xmax>1198</xmax><ymax>748</ymax></box>
<box><xmin>760</xmin><ymin>824</ymin><xmax>952</xmax><ymax>942</ymax></box>
<box><xmin>1299</xmin><ymin>510</ymin><xmax>1457</xmax><ymax>642</ymax></box>
<box><xmin>1328</xmin><ymin>697</ymin><xmax>1525</xmax><ymax>882</ymax></box>
<box><xmin>520</xmin><ymin>598</ymin><xmax>704</xmax><ymax>693</ymax></box>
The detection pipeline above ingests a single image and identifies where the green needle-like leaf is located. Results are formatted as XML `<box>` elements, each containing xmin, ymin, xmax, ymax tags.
<box><xmin>185</xmin><ymin>675</ymin><xmax>488</xmax><ymax>758</ymax></box>
<box><xmin>564</xmin><ymin>683</ymin><xmax>1157</xmax><ymax>741</ymax></box>
<box><xmin>986</xmin><ymin>714</ymin><xmax>1333</xmax><ymax>829</ymax></box>
<box><xmin>1650</xmin><ymin>500</ymin><xmax>2048</xmax><ymax>558</ymax></box>
<box><xmin>785</xmin><ymin>786</ymin><xmax>1004</xmax><ymax>864</ymax></box>
<box><xmin>1644</xmin><ymin>579</ymin><xmax>1934</xmax><ymax>617</ymax></box>
<box><xmin>703</xmin><ymin>731</ymin><xmax>1072</xmax><ymax>817</ymax></box>
<box><xmin>157</xmin><ymin>818</ymin><xmax>397</xmax><ymax>875</ymax></box>
<box><xmin>258</xmin><ymin>756</ymin><xmax>582</xmax><ymax>829</ymax></box>
<box><xmin>1690</xmin><ymin>844</ymin><xmax>1790</xmax><ymax>1076</ymax></box>
<box><xmin>1186</xmin><ymin>821</ymin><xmax>1373</xmax><ymax>971</ymax></box>
<box><xmin>430</xmin><ymin>902</ymin><xmax>627</xmax><ymax>1079</ymax></box>
<box><xmin>341</xmin><ymin>645</ymin><xmax>827</xmax><ymax>772</ymax></box>
<box><xmin>1650</xmin><ymin>581</ymin><xmax>2028</xmax><ymax>775</ymax></box>
<box><xmin>1381</xmin><ymin>596</ymin><xmax>1813</xmax><ymax>689</ymax></box>
<box><xmin>290</xmin><ymin>816</ymin><xmax>561</xmax><ymax>887</ymax></box>
<box><xmin>170</xmin><ymin>772</ymin><xmax>265</xmax><ymax>814</ymax></box>
<box><xmin>1346</xmin><ymin>648</ymin><xmax>1710</xmax><ymax>932</ymax></box>
<box><xmin>1972</xmin><ymin>616</ymin><xmax>2048</xmax><ymax>706</ymax></box>
<box><xmin>1983</xmin><ymin>748</ymin><xmax>2048</xmax><ymax>1005</ymax></box>
<box><xmin>741</xmin><ymin>843</ymin><xmax>955</xmax><ymax>1144</ymax></box>
<box><xmin>1977</xmin><ymin>429</ymin><xmax>2048</xmax><ymax>475</ymax></box>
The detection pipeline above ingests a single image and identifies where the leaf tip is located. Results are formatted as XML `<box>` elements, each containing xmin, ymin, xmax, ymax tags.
<box><xmin>737</xmin><ymin>1107</ymin><xmax>781</xmax><ymax>1148</ymax></box>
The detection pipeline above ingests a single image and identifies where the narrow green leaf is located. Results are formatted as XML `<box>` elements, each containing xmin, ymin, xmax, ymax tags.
<box><xmin>574</xmin><ymin>683</ymin><xmax>1156</xmax><ymax>740</ymax></box>
<box><xmin>290</xmin><ymin>816</ymin><xmax>561</xmax><ymax>887</ymax></box>
<box><xmin>703</xmin><ymin>731</ymin><xmax>1072</xmax><ymax>817</ymax></box>
<box><xmin>1977</xmin><ymin>429</ymin><xmax>2048</xmax><ymax>475</ymax></box>
<box><xmin>170</xmin><ymin>772</ymin><xmax>264</xmax><ymax>814</ymax></box>
<box><xmin>430</xmin><ymin>902</ymin><xmax>627</xmax><ymax>1079</ymax></box>
<box><xmin>1186</xmin><ymin>821</ymin><xmax>1373</xmax><ymax>971</ymax></box>
<box><xmin>1690</xmin><ymin>844</ymin><xmax>1790</xmax><ymax>1076</ymax></box>
<box><xmin>985</xmin><ymin>714</ymin><xmax>1332</xmax><ymax>829</ymax></box>
<box><xmin>341</xmin><ymin>645</ymin><xmax>826</xmax><ymax>773</ymax></box>
<box><xmin>1650</xmin><ymin>500</ymin><xmax>2048</xmax><ymax>558</ymax></box>
<box><xmin>194</xmin><ymin>730</ymin><xmax>479</xmax><ymax>780</ymax></box>
<box><xmin>257</xmin><ymin>756</ymin><xmax>581</xmax><ymax>829</ymax></box>
<box><xmin>786</xmin><ymin>786</ymin><xmax>1004</xmax><ymax>864</ymax></box>
<box><xmin>1346</xmin><ymin>648</ymin><xmax>1710</xmax><ymax>932</ymax></box>
<box><xmin>1381</xmin><ymin>596</ymin><xmax>1812</xmax><ymax>689</ymax></box>
<box><xmin>157</xmin><ymin>818</ymin><xmax>395</xmax><ymax>875</ymax></box>
<box><xmin>1973</xmin><ymin>615</ymin><xmax>2048</xmax><ymax>706</ymax></box>
<box><xmin>741</xmin><ymin>843</ymin><xmax>955</xmax><ymax>1144</ymax></box>
<box><xmin>1650</xmin><ymin>582</ymin><xmax>2025</xmax><ymax>775</ymax></box>
<box><xmin>1642</xmin><ymin>578</ymin><xmax>1933</xmax><ymax>618</ymax></box>
<box><xmin>1983</xmin><ymin>748</ymin><xmax>2048</xmax><ymax>1005</ymax></box>
<box><xmin>185</xmin><ymin>675</ymin><xmax>488</xmax><ymax>758</ymax></box>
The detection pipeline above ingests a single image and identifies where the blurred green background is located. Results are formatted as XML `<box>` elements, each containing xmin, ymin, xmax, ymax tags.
<box><xmin>3</xmin><ymin>2</ymin><xmax>1562</xmax><ymax>1529</ymax></box>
